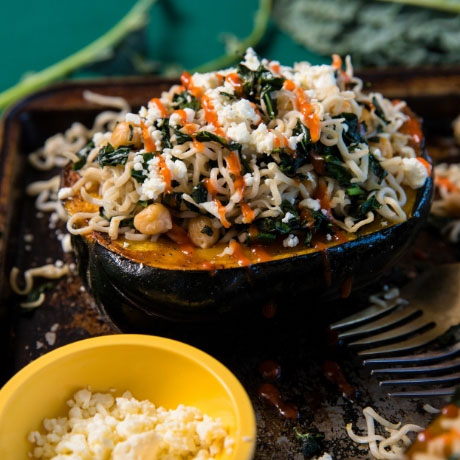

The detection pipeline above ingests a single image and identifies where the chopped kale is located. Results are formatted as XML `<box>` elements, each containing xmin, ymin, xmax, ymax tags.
<box><xmin>24</xmin><ymin>282</ymin><xmax>54</xmax><ymax>305</ymax></box>
<box><xmin>172</xmin><ymin>90</ymin><xmax>201</xmax><ymax>111</ymax></box>
<box><xmin>97</xmin><ymin>144</ymin><xmax>131</xmax><ymax>167</ymax></box>
<box><xmin>219</xmin><ymin>91</ymin><xmax>237</xmax><ymax>100</ymax></box>
<box><xmin>130</xmin><ymin>153</ymin><xmax>154</xmax><ymax>183</ymax></box>
<box><xmin>72</xmin><ymin>141</ymin><xmax>94</xmax><ymax>170</ymax></box>
<box><xmin>120</xmin><ymin>217</ymin><xmax>135</xmax><ymax>229</ymax></box>
<box><xmin>137</xmin><ymin>199</ymin><xmax>153</xmax><ymax>208</ymax></box>
<box><xmin>240</xmin><ymin>156</ymin><xmax>252</xmax><ymax>175</ymax></box>
<box><xmin>174</xmin><ymin>127</ymin><xmax>193</xmax><ymax>145</ymax></box>
<box><xmin>255</xmin><ymin>201</ymin><xmax>302</xmax><ymax>236</ymax></box>
<box><xmin>196</xmin><ymin>130</ymin><xmax>241</xmax><ymax>151</ymax></box>
<box><xmin>128</xmin><ymin>124</ymin><xmax>134</xmax><ymax>142</ymax></box>
<box><xmin>372</xmin><ymin>96</ymin><xmax>389</xmax><ymax>124</ymax></box>
<box><xmin>368</xmin><ymin>153</ymin><xmax>388</xmax><ymax>182</ymax></box>
<box><xmin>161</xmin><ymin>192</ymin><xmax>183</xmax><ymax>211</ymax></box>
<box><xmin>154</xmin><ymin>118</ymin><xmax>172</xmax><ymax>149</ymax></box>
<box><xmin>294</xmin><ymin>427</ymin><xmax>324</xmax><ymax>458</ymax></box>
<box><xmin>191</xmin><ymin>182</ymin><xmax>208</xmax><ymax>204</ymax></box>
<box><xmin>346</xmin><ymin>185</ymin><xmax>366</xmax><ymax>197</ymax></box>
<box><xmin>201</xmin><ymin>225</ymin><xmax>214</xmax><ymax>236</ymax></box>
<box><xmin>339</xmin><ymin>112</ymin><xmax>365</xmax><ymax>145</ymax></box>
<box><xmin>349</xmin><ymin>194</ymin><xmax>381</xmax><ymax>219</ymax></box>
<box><xmin>324</xmin><ymin>155</ymin><xmax>352</xmax><ymax>186</ymax></box>
<box><xmin>293</xmin><ymin>119</ymin><xmax>311</xmax><ymax>155</ymax></box>
<box><xmin>248</xmin><ymin>231</ymin><xmax>277</xmax><ymax>245</ymax></box>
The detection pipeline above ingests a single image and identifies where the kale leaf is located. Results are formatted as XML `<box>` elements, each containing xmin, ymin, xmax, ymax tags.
<box><xmin>196</xmin><ymin>130</ymin><xmax>241</xmax><ymax>151</ymax></box>
<box><xmin>172</xmin><ymin>90</ymin><xmax>201</xmax><ymax>111</ymax></box>
<box><xmin>294</xmin><ymin>427</ymin><xmax>324</xmax><ymax>458</ymax></box>
<box><xmin>97</xmin><ymin>144</ymin><xmax>131</xmax><ymax>167</ymax></box>
<box><xmin>174</xmin><ymin>127</ymin><xmax>193</xmax><ymax>145</ymax></box>
<box><xmin>72</xmin><ymin>141</ymin><xmax>94</xmax><ymax>170</ymax></box>
<box><xmin>324</xmin><ymin>155</ymin><xmax>352</xmax><ymax>186</ymax></box>
<box><xmin>339</xmin><ymin>112</ymin><xmax>365</xmax><ymax>145</ymax></box>
<box><xmin>368</xmin><ymin>153</ymin><xmax>388</xmax><ymax>182</ymax></box>
<box><xmin>130</xmin><ymin>153</ymin><xmax>154</xmax><ymax>183</ymax></box>
<box><xmin>372</xmin><ymin>96</ymin><xmax>389</xmax><ymax>124</ymax></box>
<box><xmin>191</xmin><ymin>182</ymin><xmax>208</xmax><ymax>204</ymax></box>
<box><xmin>154</xmin><ymin>118</ymin><xmax>172</xmax><ymax>149</ymax></box>
<box><xmin>161</xmin><ymin>192</ymin><xmax>183</xmax><ymax>211</ymax></box>
<box><xmin>349</xmin><ymin>194</ymin><xmax>381</xmax><ymax>219</ymax></box>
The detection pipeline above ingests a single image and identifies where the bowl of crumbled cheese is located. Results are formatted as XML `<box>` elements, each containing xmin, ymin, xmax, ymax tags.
<box><xmin>0</xmin><ymin>334</ymin><xmax>256</xmax><ymax>459</ymax></box>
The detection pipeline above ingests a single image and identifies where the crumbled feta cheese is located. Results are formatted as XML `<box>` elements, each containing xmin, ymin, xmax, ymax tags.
<box><xmin>281</xmin><ymin>212</ymin><xmax>295</xmax><ymax>223</ymax></box>
<box><xmin>140</xmin><ymin>157</ymin><xmax>166</xmax><ymax>200</ymax></box>
<box><xmin>401</xmin><ymin>157</ymin><xmax>428</xmax><ymax>188</ymax></box>
<box><xmin>191</xmin><ymin>72</ymin><xmax>221</xmax><ymax>91</ymax></box>
<box><xmin>44</xmin><ymin>331</ymin><xmax>56</xmax><ymax>346</ymax></box>
<box><xmin>218</xmin><ymin>99</ymin><xmax>260</xmax><ymax>126</ymax></box>
<box><xmin>165</xmin><ymin>158</ymin><xmax>187</xmax><ymax>181</ymax></box>
<box><xmin>169</xmin><ymin>112</ymin><xmax>182</xmax><ymax>128</ymax></box>
<box><xmin>125</xmin><ymin>113</ymin><xmax>140</xmax><ymax>125</ymax></box>
<box><xmin>305</xmin><ymin>198</ymin><xmax>321</xmax><ymax>211</ymax></box>
<box><xmin>28</xmin><ymin>389</ymin><xmax>232</xmax><ymax>459</ymax></box>
<box><xmin>288</xmin><ymin>132</ymin><xmax>305</xmax><ymax>150</ymax></box>
<box><xmin>251</xmin><ymin>123</ymin><xmax>275</xmax><ymax>153</ymax></box>
<box><xmin>283</xmin><ymin>234</ymin><xmax>299</xmax><ymax>248</ymax></box>
<box><xmin>183</xmin><ymin>108</ymin><xmax>195</xmax><ymax>123</ymax></box>
<box><xmin>242</xmin><ymin>47</ymin><xmax>260</xmax><ymax>71</ymax></box>
<box><xmin>227</xmin><ymin>122</ymin><xmax>252</xmax><ymax>145</ymax></box>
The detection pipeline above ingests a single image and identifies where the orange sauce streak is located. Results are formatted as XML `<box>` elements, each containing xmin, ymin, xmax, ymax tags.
<box><xmin>180</xmin><ymin>71</ymin><xmax>203</xmax><ymax>98</ymax></box>
<box><xmin>417</xmin><ymin>156</ymin><xmax>432</xmax><ymax>175</ymax></box>
<box><xmin>241</xmin><ymin>203</ymin><xmax>255</xmax><ymax>224</ymax></box>
<box><xmin>333</xmin><ymin>229</ymin><xmax>349</xmax><ymax>244</ymax></box>
<box><xmin>332</xmin><ymin>54</ymin><xmax>342</xmax><ymax>70</ymax></box>
<box><xmin>234</xmin><ymin>176</ymin><xmax>246</xmax><ymax>197</ymax></box>
<box><xmin>172</xmin><ymin>109</ymin><xmax>187</xmax><ymax>125</ymax></box>
<box><xmin>149</xmin><ymin>98</ymin><xmax>168</xmax><ymax>118</ymax></box>
<box><xmin>314</xmin><ymin>181</ymin><xmax>333</xmax><ymax>219</ymax></box>
<box><xmin>167</xmin><ymin>224</ymin><xmax>194</xmax><ymax>255</ymax></box>
<box><xmin>184</xmin><ymin>123</ymin><xmax>198</xmax><ymax>135</ymax></box>
<box><xmin>248</xmin><ymin>225</ymin><xmax>259</xmax><ymax>239</ymax></box>
<box><xmin>436</xmin><ymin>176</ymin><xmax>459</xmax><ymax>193</ymax></box>
<box><xmin>283</xmin><ymin>80</ymin><xmax>321</xmax><ymax>142</ymax></box>
<box><xmin>215</xmin><ymin>199</ymin><xmax>231</xmax><ymax>228</ymax></box>
<box><xmin>226</xmin><ymin>73</ymin><xmax>242</xmax><ymax>93</ymax></box>
<box><xmin>192</xmin><ymin>138</ymin><xmax>205</xmax><ymax>152</ymax></box>
<box><xmin>400</xmin><ymin>113</ymin><xmax>423</xmax><ymax>151</ymax></box>
<box><xmin>200</xmin><ymin>260</ymin><xmax>216</xmax><ymax>271</ymax></box>
<box><xmin>251</xmin><ymin>245</ymin><xmax>272</xmax><ymax>263</ymax></box>
<box><xmin>215</xmin><ymin>73</ymin><xmax>224</xmax><ymax>84</ymax></box>
<box><xmin>140</xmin><ymin>121</ymin><xmax>155</xmax><ymax>153</ymax></box>
<box><xmin>204</xmin><ymin>178</ymin><xmax>218</xmax><ymax>197</ymax></box>
<box><xmin>201</xmin><ymin>95</ymin><xmax>225</xmax><ymax>136</ymax></box>
<box><xmin>157</xmin><ymin>155</ymin><xmax>171</xmax><ymax>192</ymax></box>
<box><xmin>226</xmin><ymin>152</ymin><xmax>241</xmax><ymax>175</ymax></box>
<box><xmin>229</xmin><ymin>240</ymin><xmax>251</xmax><ymax>267</ymax></box>
<box><xmin>270</xmin><ymin>62</ymin><xmax>281</xmax><ymax>73</ymax></box>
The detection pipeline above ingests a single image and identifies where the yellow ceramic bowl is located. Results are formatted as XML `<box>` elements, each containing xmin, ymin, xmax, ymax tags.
<box><xmin>0</xmin><ymin>334</ymin><xmax>256</xmax><ymax>459</ymax></box>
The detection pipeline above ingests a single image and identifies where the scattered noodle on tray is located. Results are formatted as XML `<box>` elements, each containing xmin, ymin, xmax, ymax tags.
<box><xmin>57</xmin><ymin>48</ymin><xmax>429</xmax><ymax>252</ymax></box>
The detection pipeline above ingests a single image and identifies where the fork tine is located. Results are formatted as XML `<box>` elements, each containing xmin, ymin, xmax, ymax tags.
<box><xmin>379</xmin><ymin>371</ymin><xmax>460</xmax><ymax>386</ymax></box>
<box><xmin>349</xmin><ymin>316</ymin><xmax>433</xmax><ymax>347</ymax></box>
<box><xmin>338</xmin><ymin>305</ymin><xmax>419</xmax><ymax>339</ymax></box>
<box><xmin>363</xmin><ymin>341</ymin><xmax>460</xmax><ymax>366</ymax></box>
<box><xmin>388</xmin><ymin>387</ymin><xmax>456</xmax><ymax>398</ymax></box>
<box><xmin>371</xmin><ymin>356</ymin><xmax>460</xmax><ymax>375</ymax></box>
<box><xmin>357</xmin><ymin>326</ymin><xmax>443</xmax><ymax>356</ymax></box>
<box><xmin>330</xmin><ymin>298</ymin><xmax>402</xmax><ymax>330</ymax></box>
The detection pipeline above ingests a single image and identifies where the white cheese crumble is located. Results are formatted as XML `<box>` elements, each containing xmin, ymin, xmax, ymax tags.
<box><xmin>241</xmin><ymin>47</ymin><xmax>260</xmax><ymax>71</ymax></box>
<box><xmin>281</xmin><ymin>212</ymin><xmax>295</xmax><ymax>223</ymax></box>
<box><xmin>125</xmin><ymin>113</ymin><xmax>141</xmax><ymax>125</ymax></box>
<box><xmin>218</xmin><ymin>99</ymin><xmax>260</xmax><ymax>126</ymax></box>
<box><xmin>305</xmin><ymin>198</ymin><xmax>321</xmax><ymax>211</ymax></box>
<box><xmin>401</xmin><ymin>157</ymin><xmax>428</xmax><ymax>188</ymax></box>
<box><xmin>140</xmin><ymin>156</ymin><xmax>166</xmax><ymax>200</ymax></box>
<box><xmin>28</xmin><ymin>389</ymin><xmax>233</xmax><ymax>460</ymax></box>
<box><xmin>283</xmin><ymin>234</ymin><xmax>299</xmax><ymax>248</ymax></box>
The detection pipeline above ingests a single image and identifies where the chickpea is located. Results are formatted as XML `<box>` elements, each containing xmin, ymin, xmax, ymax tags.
<box><xmin>111</xmin><ymin>121</ymin><xmax>142</xmax><ymax>148</ymax></box>
<box><xmin>134</xmin><ymin>203</ymin><xmax>172</xmax><ymax>235</ymax></box>
<box><xmin>188</xmin><ymin>216</ymin><xmax>219</xmax><ymax>249</ymax></box>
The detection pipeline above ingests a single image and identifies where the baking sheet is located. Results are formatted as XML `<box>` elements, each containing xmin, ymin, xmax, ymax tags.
<box><xmin>1</xmin><ymin>71</ymin><xmax>460</xmax><ymax>459</ymax></box>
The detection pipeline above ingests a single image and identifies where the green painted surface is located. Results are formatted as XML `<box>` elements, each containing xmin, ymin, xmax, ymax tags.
<box><xmin>0</xmin><ymin>0</ymin><xmax>328</xmax><ymax>92</ymax></box>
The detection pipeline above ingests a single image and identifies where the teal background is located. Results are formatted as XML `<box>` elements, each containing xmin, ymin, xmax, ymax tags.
<box><xmin>0</xmin><ymin>0</ymin><xmax>327</xmax><ymax>93</ymax></box>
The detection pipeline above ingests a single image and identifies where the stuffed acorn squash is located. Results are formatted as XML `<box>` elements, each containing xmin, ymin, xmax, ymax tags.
<box><xmin>60</xmin><ymin>49</ymin><xmax>433</xmax><ymax>327</ymax></box>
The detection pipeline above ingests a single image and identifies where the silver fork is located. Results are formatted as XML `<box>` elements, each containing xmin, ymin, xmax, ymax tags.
<box><xmin>330</xmin><ymin>263</ymin><xmax>460</xmax><ymax>397</ymax></box>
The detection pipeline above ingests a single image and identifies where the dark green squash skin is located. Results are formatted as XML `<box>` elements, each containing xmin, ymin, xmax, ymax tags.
<box><xmin>72</xmin><ymin>170</ymin><xmax>433</xmax><ymax>329</ymax></box>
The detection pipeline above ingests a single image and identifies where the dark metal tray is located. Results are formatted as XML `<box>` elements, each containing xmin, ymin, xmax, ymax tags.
<box><xmin>1</xmin><ymin>70</ymin><xmax>460</xmax><ymax>459</ymax></box>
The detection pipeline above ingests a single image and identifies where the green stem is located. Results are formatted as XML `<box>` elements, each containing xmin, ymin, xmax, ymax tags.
<box><xmin>377</xmin><ymin>0</ymin><xmax>460</xmax><ymax>13</ymax></box>
<box><xmin>190</xmin><ymin>0</ymin><xmax>272</xmax><ymax>73</ymax></box>
<box><xmin>0</xmin><ymin>0</ymin><xmax>157</xmax><ymax>111</ymax></box>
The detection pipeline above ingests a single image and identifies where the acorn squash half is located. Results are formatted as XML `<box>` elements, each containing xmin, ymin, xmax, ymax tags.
<box><xmin>62</xmin><ymin>155</ymin><xmax>433</xmax><ymax>329</ymax></box>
